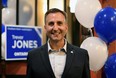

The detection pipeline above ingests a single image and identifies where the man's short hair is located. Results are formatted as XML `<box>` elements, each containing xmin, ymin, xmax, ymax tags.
<box><xmin>44</xmin><ymin>8</ymin><xmax>67</xmax><ymax>24</ymax></box>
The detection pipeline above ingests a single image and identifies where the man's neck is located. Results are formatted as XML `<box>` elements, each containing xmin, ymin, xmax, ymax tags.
<box><xmin>49</xmin><ymin>39</ymin><xmax>65</xmax><ymax>50</ymax></box>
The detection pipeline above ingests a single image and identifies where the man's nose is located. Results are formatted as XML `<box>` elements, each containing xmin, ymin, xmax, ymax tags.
<box><xmin>53</xmin><ymin>24</ymin><xmax>58</xmax><ymax>30</ymax></box>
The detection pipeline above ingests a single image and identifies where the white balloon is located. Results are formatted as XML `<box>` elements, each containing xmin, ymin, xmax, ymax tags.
<box><xmin>19</xmin><ymin>0</ymin><xmax>33</xmax><ymax>25</ymax></box>
<box><xmin>75</xmin><ymin>0</ymin><xmax>102</xmax><ymax>28</ymax></box>
<box><xmin>2</xmin><ymin>32</ymin><xmax>6</xmax><ymax>59</ymax></box>
<box><xmin>2</xmin><ymin>8</ymin><xmax>16</xmax><ymax>25</ymax></box>
<box><xmin>7</xmin><ymin>0</ymin><xmax>16</xmax><ymax>9</ymax></box>
<box><xmin>80</xmin><ymin>37</ymin><xmax>108</xmax><ymax>71</ymax></box>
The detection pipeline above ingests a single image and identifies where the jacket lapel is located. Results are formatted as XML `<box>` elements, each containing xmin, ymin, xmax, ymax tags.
<box><xmin>62</xmin><ymin>43</ymin><xmax>74</xmax><ymax>77</ymax></box>
<box><xmin>40</xmin><ymin>43</ymin><xmax>75</xmax><ymax>77</ymax></box>
<box><xmin>40</xmin><ymin>43</ymin><xmax>55</xmax><ymax>77</ymax></box>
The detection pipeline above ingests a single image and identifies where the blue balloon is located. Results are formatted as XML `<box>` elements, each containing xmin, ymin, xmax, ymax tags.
<box><xmin>104</xmin><ymin>53</ymin><xmax>116</xmax><ymax>78</ymax></box>
<box><xmin>2</xmin><ymin>24</ymin><xmax>5</xmax><ymax>34</ymax></box>
<box><xmin>2</xmin><ymin>0</ymin><xmax>8</xmax><ymax>7</ymax></box>
<box><xmin>94</xmin><ymin>7</ymin><xmax>116</xmax><ymax>44</ymax></box>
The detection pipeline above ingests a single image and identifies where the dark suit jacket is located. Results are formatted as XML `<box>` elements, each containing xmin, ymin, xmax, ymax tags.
<box><xmin>26</xmin><ymin>43</ymin><xmax>91</xmax><ymax>78</ymax></box>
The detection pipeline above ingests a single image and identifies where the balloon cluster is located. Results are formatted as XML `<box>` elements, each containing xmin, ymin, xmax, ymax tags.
<box><xmin>75</xmin><ymin>0</ymin><xmax>116</xmax><ymax>75</ymax></box>
<box><xmin>2</xmin><ymin>0</ymin><xmax>16</xmax><ymax>59</ymax></box>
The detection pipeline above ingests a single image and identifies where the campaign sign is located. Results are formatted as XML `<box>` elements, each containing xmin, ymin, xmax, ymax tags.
<box><xmin>5</xmin><ymin>25</ymin><xmax>42</xmax><ymax>60</ymax></box>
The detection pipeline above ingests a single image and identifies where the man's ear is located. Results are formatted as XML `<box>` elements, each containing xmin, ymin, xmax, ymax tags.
<box><xmin>66</xmin><ymin>24</ymin><xmax>68</xmax><ymax>32</ymax></box>
<box><xmin>44</xmin><ymin>25</ymin><xmax>47</xmax><ymax>33</ymax></box>
<box><xmin>44</xmin><ymin>25</ymin><xmax>46</xmax><ymax>29</ymax></box>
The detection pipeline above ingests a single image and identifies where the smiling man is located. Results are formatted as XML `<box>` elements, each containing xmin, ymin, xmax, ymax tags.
<box><xmin>26</xmin><ymin>8</ymin><xmax>91</xmax><ymax>78</ymax></box>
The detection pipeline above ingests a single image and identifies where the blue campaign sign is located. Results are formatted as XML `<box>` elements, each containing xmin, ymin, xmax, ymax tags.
<box><xmin>5</xmin><ymin>25</ymin><xmax>42</xmax><ymax>60</ymax></box>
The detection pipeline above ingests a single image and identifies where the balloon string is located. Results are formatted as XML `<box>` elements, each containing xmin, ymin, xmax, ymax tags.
<box><xmin>88</xmin><ymin>28</ymin><xmax>93</xmax><ymax>37</ymax></box>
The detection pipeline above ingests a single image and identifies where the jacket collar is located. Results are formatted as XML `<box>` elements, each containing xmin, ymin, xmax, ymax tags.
<box><xmin>40</xmin><ymin>43</ymin><xmax>75</xmax><ymax>77</ymax></box>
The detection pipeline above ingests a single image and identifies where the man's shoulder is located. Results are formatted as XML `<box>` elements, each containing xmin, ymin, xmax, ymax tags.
<box><xmin>68</xmin><ymin>43</ymin><xmax>88</xmax><ymax>53</ymax></box>
<box><xmin>68</xmin><ymin>43</ymin><xmax>84</xmax><ymax>50</ymax></box>
<box><xmin>28</xmin><ymin>43</ymin><xmax>47</xmax><ymax>54</ymax></box>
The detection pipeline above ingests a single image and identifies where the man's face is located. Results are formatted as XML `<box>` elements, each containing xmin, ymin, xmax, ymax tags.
<box><xmin>44</xmin><ymin>12</ymin><xmax>68</xmax><ymax>42</ymax></box>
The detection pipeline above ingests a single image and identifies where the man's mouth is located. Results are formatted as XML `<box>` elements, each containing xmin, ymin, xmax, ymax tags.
<box><xmin>51</xmin><ymin>32</ymin><xmax>60</xmax><ymax>35</ymax></box>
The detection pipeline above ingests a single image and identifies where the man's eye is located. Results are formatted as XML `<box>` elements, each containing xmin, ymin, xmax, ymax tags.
<box><xmin>57</xmin><ymin>21</ymin><xmax>63</xmax><ymax>26</ymax></box>
<box><xmin>48</xmin><ymin>22</ymin><xmax>54</xmax><ymax>26</ymax></box>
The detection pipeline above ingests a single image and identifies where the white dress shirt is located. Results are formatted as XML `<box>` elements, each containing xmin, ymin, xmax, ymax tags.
<box><xmin>48</xmin><ymin>40</ymin><xmax>67</xmax><ymax>78</ymax></box>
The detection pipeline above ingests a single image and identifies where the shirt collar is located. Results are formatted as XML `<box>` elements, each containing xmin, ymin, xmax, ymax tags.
<box><xmin>47</xmin><ymin>39</ymin><xmax>67</xmax><ymax>52</ymax></box>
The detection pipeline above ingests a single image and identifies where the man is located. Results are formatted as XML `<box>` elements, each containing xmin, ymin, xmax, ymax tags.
<box><xmin>26</xmin><ymin>8</ymin><xmax>91</xmax><ymax>78</ymax></box>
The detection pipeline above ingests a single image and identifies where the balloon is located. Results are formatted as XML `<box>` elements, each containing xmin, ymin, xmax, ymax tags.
<box><xmin>75</xmin><ymin>0</ymin><xmax>102</xmax><ymax>28</ymax></box>
<box><xmin>2</xmin><ymin>8</ymin><xmax>16</xmax><ymax>25</ymax></box>
<box><xmin>2</xmin><ymin>0</ymin><xmax>8</xmax><ymax>7</ymax></box>
<box><xmin>80</xmin><ymin>37</ymin><xmax>108</xmax><ymax>71</ymax></box>
<box><xmin>2</xmin><ymin>32</ymin><xmax>6</xmax><ymax>59</ymax></box>
<box><xmin>94</xmin><ymin>7</ymin><xmax>116</xmax><ymax>44</ymax></box>
<box><xmin>104</xmin><ymin>53</ymin><xmax>116</xmax><ymax>78</ymax></box>
<box><xmin>19</xmin><ymin>0</ymin><xmax>33</xmax><ymax>25</ymax></box>
<box><xmin>1</xmin><ymin>24</ymin><xmax>6</xmax><ymax>59</ymax></box>
<box><xmin>7</xmin><ymin>0</ymin><xmax>16</xmax><ymax>9</ymax></box>
<box><xmin>2</xmin><ymin>24</ymin><xmax>5</xmax><ymax>34</ymax></box>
